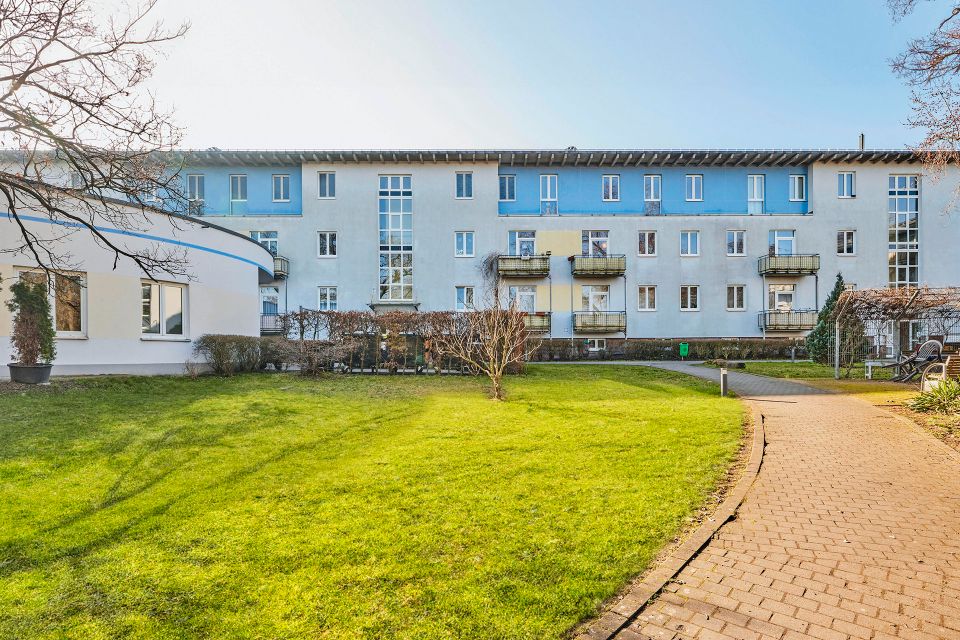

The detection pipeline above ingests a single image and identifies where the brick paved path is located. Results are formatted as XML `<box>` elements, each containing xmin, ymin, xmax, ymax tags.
<box><xmin>615</xmin><ymin>362</ymin><xmax>960</xmax><ymax>640</ymax></box>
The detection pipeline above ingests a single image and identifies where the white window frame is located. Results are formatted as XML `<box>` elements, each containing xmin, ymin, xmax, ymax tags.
<box><xmin>141</xmin><ymin>281</ymin><xmax>188</xmax><ymax>339</ymax></box>
<box><xmin>644</xmin><ymin>175</ymin><xmax>661</xmax><ymax>202</ymax></box>
<box><xmin>510</xmin><ymin>230</ymin><xmax>536</xmax><ymax>256</ymax></box>
<box><xmin>229</xmin><ymin>174</ymin><xmax>247</xmax><ymax>202</ymax></box>
<box><xmin>317</xmin><ymin>286</ymin><xmax>338</xmax><ymax>311</ymax></box>
<box><xmin>249</xmin><ymin>230</ymin><xmax>278</xmax><ymax>256</ymax></box>
<box><xmin>582</xmin><ymin>285</ymin><xmax>610</xmax><ymax>312</ymax></box>
<box><xmin>837</xmin><ymin>229</ymin><xmax>856</xmax><ymax>256</ymax></box>
<box><xmin>272</xmin><ymin>174</ymin><xmax>291</xmax><ymax>203</ymax></box>
<box><xmin>582</xmin><ymin>230</ymin><xmax>609</xmax><ymax>256</ymax></box>
<box><xmin>187</xmin><ymin>174</ymin><xmax>205</xmax><ymax>204</ymax></box>
<box><xmin>455</xmin><ymin>171</ymin><xmax>473</xmax><ymax>199</ymax></box>
<box><xmin>747</xmin><ymin>174</ymin><xmax>765</xmax><ymax>213</ymax></box>
<box><xmin>680</xmin><ymin>230</ymin><xmax>700</xmax><ymax>257</ymax></box>
<box><xmin>726</xmin><ymin>285</ymin><xmax>746</xmax><ymax>311</ymax></box>
<box><xmin>586</xmin><ymin>338</ymin><xmax>606</xmax><ymax>352</ymax></box>
<box><xmin>455</xmin><ymin>231</ymin><xmax>475</xmax><ymax>257</ymax></box>
<box><xmin>602</xmin><ymin>174</ymin><xmax>620</xmax><ymax>202</ymax></box>
<box><xmin>680</xmin><ymin>285</ymin><xmax>700</xmax><ymax>311</ymax></box>
<box><xmin>838</xmin><ymin>171</ymin><xmax>856</xmax><ymax>198</ymax></box>
<box><xmin>638</xmin><ymin>230</ymin><xmax>657</xmax><ymax>256</ymax></box>
<box><xmin>769</xmin><ymin>229</ymin><xmax>795</xmax><ymax>256</ymax></box>
<box><xmin>499</xmin><ymin>175</ymin><xmax>516</xmax><ymax>201</ymax></box>
<box><xmin>317</xmin><ymin>171</ymin><xmax>336</xmax><ymax>199</ymax></box>
<box><xmin>509</xmin><ymin>285</ymin><xmax>537</xmax><ymax>312</ymax></box>
<box><xmin>685</xmin><ymin>174</ymin><xmax>703</xmax><ymax>202</ymax></box>
<box><xmin>317</xmin><ymin>231</ymin><xmax>337</xmax><ymax>258</ymax></box>
<box><xmin>17</xmin><ymin>270</ymin><xmax>88</xmax><ymax>339</ymax></box>
<box><xmin>769</xmin><ymin>284</ymin><xmax>795</xmax><ymax>311</ymax></box>
<box><xmin>726</xmin><ymin>230</ymin><xmax>746</xmax><ymax>256</ymax></box>
<box><xmin>789</xmin><ymin>174</ymin><xmax>806</xmax><ymax>202</ymax></box>
<box><xmin>637</xmin><ymin>285</ymin><xmax>657</xmax><ymax>311</ymax></box>
<box><xmin>455</xmin><ymin>285</ymin><xmax>475</xmax><ymax>311</ymax></box>
<box><xmin>540</xmin><ymin>174</ymin><xmax>558</xmax><ymax>214</ymax></box>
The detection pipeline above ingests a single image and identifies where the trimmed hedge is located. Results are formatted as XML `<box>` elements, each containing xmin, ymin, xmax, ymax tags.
<box><xmin>192</xmin><ymin>335</ymin><xmax>287</xmax><ymax>375</ymax></box>
<box><xmin>528</xmin><ymin>338</ymin><xmax>807</xmax><ymax>362</ymax></box>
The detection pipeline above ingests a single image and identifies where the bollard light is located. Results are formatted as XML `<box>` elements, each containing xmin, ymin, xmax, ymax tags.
<box><xmin>720</xmin><ymin>368</ymin><xmax>728</xmax><ymax>397</ymax></box>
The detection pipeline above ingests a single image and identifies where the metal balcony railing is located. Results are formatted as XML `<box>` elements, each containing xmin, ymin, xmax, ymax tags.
<box><xmin>757</xmin><ymin>254</ymin><xmax>820</xmax><ymax>275</ymax></box>
<box><xmin>573</xmin><ymin>311</ymin><xmax>627</xmax><ymax>333</ymax></box>
<box><xmin>260</xmin><ymin>313</ymin><xmax>284</xmax><ymax>335</ymax></box>
<box><xmin>758</xmin><ymin>309</ymin><xmax>818</xmax><ymax>331</ymax></box>
<box><xmin>273</xmin><ymin>255</ymin><xmax>290</xmax><ymax>279</ymax></box>
<box><xmin>523</xmin><ymin>312</ymin><xmax>551</xmax><ymax>333</ymax></box>
<box><xmin>497</xmin><ymin>254</ymin><xmax>551</xmax><ymax>277</ymax></box>
<box><xmin>570</xmin><ymin>254</ymin><xmax>627</xmax><ymax>277</ymax></box>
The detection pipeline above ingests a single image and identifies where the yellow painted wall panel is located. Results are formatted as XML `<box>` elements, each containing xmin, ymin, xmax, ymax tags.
<box><xmin>538</xmin><ymin>230</ymin><xmax>581</xmax><ymax>256</ymax></box>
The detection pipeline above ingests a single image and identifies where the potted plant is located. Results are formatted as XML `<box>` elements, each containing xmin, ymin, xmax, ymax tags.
<box><xmin>6</xmin><ymin>278</ymin><xmax>56</xmax><ymax>384</ymax></box>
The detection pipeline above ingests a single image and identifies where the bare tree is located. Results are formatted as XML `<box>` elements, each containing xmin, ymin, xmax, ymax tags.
<box><xmin>890</xmin><ymin>0</ymin><xmax>960</xmax><ymax>174</ymax></box>
<box><xmin>0</xmin><ymin>0</ymin><xmax>190</xmax><ymax>278</ymax></box>
<box><xmin>430</xmin><ymin>253</ymin><xmax>533</xmax><ymax>400</ymax></box>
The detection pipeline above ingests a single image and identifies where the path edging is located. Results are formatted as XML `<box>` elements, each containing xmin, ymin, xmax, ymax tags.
<box><xmin>573</xmin><ymin>403</ymin><xmax>766</xmax><ymax>640</ymax></box>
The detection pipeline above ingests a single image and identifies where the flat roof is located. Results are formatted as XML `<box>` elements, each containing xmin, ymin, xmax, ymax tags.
<box><xmin>170</xmin><ymin>148</ymin><xmax>919</xmax><ymax>167</ymax></box>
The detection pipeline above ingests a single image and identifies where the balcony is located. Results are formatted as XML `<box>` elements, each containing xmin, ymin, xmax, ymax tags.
<box><xmin>758</xmin><ymin>309</ymin><xmax>818</xmax><ymax>331</ymax></box>
<box><xmin>273</xmin><ymin>255</ymin><xmax>290</xmax><ymax>279</ymax></box>
<box><xmin>570</xmin><ymin>254</ymin><xmax>627</xmax><ymax>277</ymax></box>
<box><xmin>757</xmin><ymin>254</ymin><xmax>820</xmax><ymax>275</ymax></box>
<box><xmin>261</xmin><ymin>313</ymin><xmax>284</xmax><ymax>335</ymax></box>
<box><xmin>497</xmin><ymin>254</ymin><xmax>551</xmax><ymax>278</ymax></box>
<box><xmin>523</xmin><ymin>312</ymin><xmax>551</xmax><ymax>333</ymax></box>
<box><xmin>573</xmin><ymin>311</ymin><xmax>627</xmax><ymax>333</ymax></box>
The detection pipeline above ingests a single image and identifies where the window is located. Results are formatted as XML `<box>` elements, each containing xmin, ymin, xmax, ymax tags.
<box><xmin>378</xmin><ymin>175</ymin><xmax>413</xmax><ymax>300</ymax></box>
<box><xmin>499</xmin><ymin>175</ymin><xmax>516</xmax><ymax>201</ymax></box>
<box><xmin>509</xmin><ymin>286</ymin><xmax>536</xmax><ymax>312</ymax></box>
<box><xmin>685</xmin><ymin>174</ymin><xmax>703</xmax><ymax>201</ymax></box>
<box><xmin>602</xmin><ymin>175</ymin><xmax>620</xmax><ymax>201</ymax></box>
<box><xmin>726</xmin><ymin>230</ymin><xmax>746</xmax><ymax>256</ymax></box>
<box><xmin>726</xmin><ymin>285</ymin><xmax>746</xmax><ymax>311</ymax></box>
<box><xmin>768</xmin><ymin>229</ymin><xmax>795</xmax><ymax>256</ymax></box>
<box><xmin>142</xmin><ymin>281</ymin><xmax>185</xmax><ymax>337</ymax></box>
<box><xmin>837</xmin><ymin>230</ymin><xmax>856</xmax><ymax>256</ymax></box>
<box><xmin>638</xmin><ymin>285</ymin><xmax>656</xmax><ymax>311</ymax></box>
<box><xmin>680</xmin><ymin>285</ymin><xmax>700</xmax><ymax>311</ymax></box>
<box><xmin>18</xmin><ymin>271</ymin><xmax>86</xmax><ymax>336</ymax></box>
<box><xmin>317</xmin><ymin>286</ymin><xmax>338</xmax><ymax>310</ymax></box>
<box><xmin>586</xmin><ymin>338</ymin><xmax>606</xmax><ymax>352</ymax></box>
<box><xmin>768</xmin><ymin>284</ymin><xmax>795</xmax><ymax>311</ymax></box>
<box><xmin>581</xmin><ymin>285</ymin><xmax>609</xmax><ymax>311</ymax></box>
<box><xmin>260</xmin><ymin>286</ymin><xmax>279</xmax><ymax>315</ymax></box>
<box><xmin>888</xmin><ymin>174</ymin><xmax>920</xmax><ymax>288</ymax></box>
<box><xmin>187</xmin><ymin>174</ymin><xmax>205</xmax><ymax>214</ymax></box>
<box><xmin>838</xmin><ymin>171</ymin><xmax>856</xmax><ymax>198</ymax></box>
<box><xmin>272</xmin><ymin>174</ymin><xmax>290</xmax><ymax>202</ymax></box>
<box><xmin>644</xmin><ymin>175</ymin><xmax>661</xmax><ymax>214</ymax></box>
<box><xmin>789</xmin><ymin>175</ymin><xmax>806</xmax><ymax>202</ymax></box>
<box><xmin>250</xmin><ymin>231</ymin><xmax>278</xmax><ymax>256</ymax></box>
<box><xmin>638</xmin><ymin>230</ymin><xmax>657</xmax><ymax>256</ymax></box>
<box><xmin>455</xmin><ymin>231</ymin><xmax>474</xmax><ymax>257</ymax></box>
<box><xmin>455</xmin><ymin>171</ymin><xmax>473</xmax><ymax>199</ymax></box>
<box><xmin>229</xmin><ymin>174</ymin><xmax>247</xmax><ymax>202</ymax></box>
<box><xmin>747</xmin><ymin>174</ymin><xmax>765</xmax><ymax>214</ymax></box>
<box><xmin>317</xmin><ymin>231</ymin><xmax>337</xmax><ymax>257</ymax></box>
<box><xmin>318</xmin><ymin>171</ymin><xmax>336</xmax><ymax>199</ymax></box>
<box><xmin>680</xmin><ymin>230</ymin><xmax>699</xmax><ymax>256</ymax></box>
<box><xmin>582</xmin><ymin>230</ymin><xmax>609</xmax><ymax>256</ymax></box>
<box><xmin>455</xmin><ymin>286</ymin><xmax>475</xmax><ymax>311</ymax></box>
<box><xmin>540</xmin><ymin>174</ymin><xmax>558</xmax><ymax>215</ymax></box>
<box><xmin>509</xmin><ymin>230</ymin><xmax>536</xmax><ymax>256</ymax></box>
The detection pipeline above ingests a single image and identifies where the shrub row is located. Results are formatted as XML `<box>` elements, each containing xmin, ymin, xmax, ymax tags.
<box><xmin>192</xmin><ymin>335</ymin><xmax>287</xmax><ymax>375</ymax></box>
<box><xmin>528</xmin><ymin>338</ymin><xmax>807</xmax><ymax>362</ymax></box>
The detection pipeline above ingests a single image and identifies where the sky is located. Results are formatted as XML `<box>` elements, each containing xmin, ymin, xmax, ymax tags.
<box><xmin>136</xmin><ymin>0</ymin><xmax>948</xmax><ymax>150</ymax></box>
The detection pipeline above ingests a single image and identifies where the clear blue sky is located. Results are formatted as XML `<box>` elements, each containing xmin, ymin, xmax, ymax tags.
<box><xmin>147</xmin><ymin>0</ymin><xmax>946</xmax><ymax>149</ymax></box>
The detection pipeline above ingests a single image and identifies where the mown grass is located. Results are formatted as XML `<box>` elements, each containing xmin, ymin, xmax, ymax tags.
<box><xmin>0</xmin><ymin>365</ymin><xmax>742</xmax><ymax>639</ymax></box>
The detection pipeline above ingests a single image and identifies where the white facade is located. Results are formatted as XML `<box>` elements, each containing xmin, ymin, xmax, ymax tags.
<box><xmin>1</xmin><ymin>206</ymin><xmax>273</xmax><ymax>377</ymax></box>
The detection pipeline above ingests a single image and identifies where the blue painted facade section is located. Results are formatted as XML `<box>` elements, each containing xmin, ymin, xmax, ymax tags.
<box><xmin>183</xmin><ymin>166</ymin><xmax>302</xmax><ymax>215</ymax></box>
<box><xmin>497</xmin><ymin>166</ymin><xmax>809</xmax><ymax>216</ymax></box>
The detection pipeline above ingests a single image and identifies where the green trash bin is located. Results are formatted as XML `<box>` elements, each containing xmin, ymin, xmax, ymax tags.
<box><xmin>679</xmin><ymin>342</ymin><xmax>690</xmax><ymax>359</ymax></box>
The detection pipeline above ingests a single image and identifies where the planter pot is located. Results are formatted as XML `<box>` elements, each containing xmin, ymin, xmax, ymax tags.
<box><xmin>7</xmin><ymin>363</ymin><xmax>53</xmax><ymax>384</ymax></box>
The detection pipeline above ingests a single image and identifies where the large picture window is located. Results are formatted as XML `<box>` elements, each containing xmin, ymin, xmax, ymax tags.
<box><xmin>888</xmin><ymin>175</ymin><xmax>920</xmax><ymax>287</ymax></box>
<box><xmin>378</xmin><ymin>175</ymin><xmax>413</xmax><ymax>300</ymax></box>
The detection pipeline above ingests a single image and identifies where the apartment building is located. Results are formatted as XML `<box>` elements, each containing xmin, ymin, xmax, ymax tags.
<box><xmin>178</xmin><ymin>149</ymin><xmax>952</xmax><ymax>344</ymax></box>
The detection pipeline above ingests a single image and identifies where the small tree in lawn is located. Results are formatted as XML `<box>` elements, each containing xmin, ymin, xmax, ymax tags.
<box><xmin>7</xmin><ymin>279</ymin><xmax>56</xmax><ymax>366</ymax></box>
<box><xmin>430</xmin><ymin>253</ymin><xmax>532</xmax><ymax>400</ymax></box>
<box><xmin>806</xmin><ymin>273</ymin><xmax>845</xmax><ymax>364</ymax></box>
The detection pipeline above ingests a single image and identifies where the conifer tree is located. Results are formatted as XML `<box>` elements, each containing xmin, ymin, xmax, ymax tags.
<box><xmin>806</xmin><ymin>273</ymin><xmax>845</xmax><ymax>364</ymax></box>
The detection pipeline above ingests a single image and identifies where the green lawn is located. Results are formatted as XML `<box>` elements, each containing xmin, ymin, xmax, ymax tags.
<box><xmin>704</xmin><ymin>360</ymin><xmax>872</xmax><ymax>379</ymax></box>
<box><xmin>0</xmin><ymin>365</ymin><xmax>742</xmax><ymax>639</ymax></box>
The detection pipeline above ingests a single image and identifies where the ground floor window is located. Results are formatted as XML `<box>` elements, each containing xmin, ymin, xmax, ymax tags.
<box><xmin>379</xmin><ymin>252</ymin><xmax>412</xmax><ymax>300</ymax></box>
<box><xmin>142</xmin><ymin>281</ymin><xmax>185</xmax><ymax>336</ymax></box>
<box><xmin>637</xmin><ymin>285</ymin><xmax>656</xmax><ymax>311</ymax></box>
<box><xmin>317</xmin><ymin>286</ymin><xmax>338</xmax><ymax>311</ymax></box>
<box><xmin>726</xmin><ymin>285</ymin><xmax>746</xmax><ymax>311</ymax></box>
<box><xmin>455</xmin><ymin>286</ymin><xmax>475</xmax><ymax>311</ymax></box>
<box><xmin>18</xmin><ymin>271</ymin><xmax>86</xmax><ymax>336</ymax></box>
<box><xmin>680</xmin><ymin>285</ymin><xmax>699</xmax><ymax>311</ymax></box>
<box><xmin>586</xmin><ymin>338</ymin><xmax>606</xmax><ymax>352</ymax></box>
